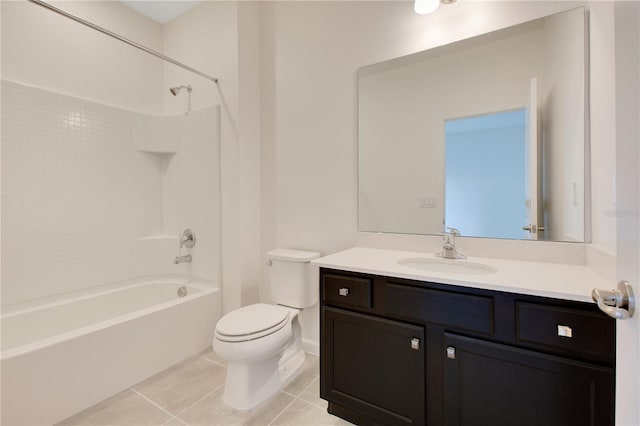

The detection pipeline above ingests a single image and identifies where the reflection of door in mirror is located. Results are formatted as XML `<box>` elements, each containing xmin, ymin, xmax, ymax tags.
<box><xmin>445</xmin><ymin>110</ymin><xmax>526</xmax><ymax>240</ymax></box>
<box><xmin>524</xmin><ymin>77</ymin><xmax>541</xmax><ymax>240</ymax></box>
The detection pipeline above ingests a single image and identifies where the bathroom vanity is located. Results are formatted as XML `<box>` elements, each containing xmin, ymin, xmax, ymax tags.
<box><xmin>316</xmin><ymin>248</ymin><xmax>616</xmax><ymax>426</ymax></box>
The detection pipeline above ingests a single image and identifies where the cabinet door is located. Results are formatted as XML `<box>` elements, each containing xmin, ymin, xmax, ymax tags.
<box><xmin>321</xmin><ymin>307</ymin><xmax>425</xmax><ymax>425</ymax></box>
<box><xmin>443</xmin><ymin>333</ymin><xmax>614</xmax><ymax>426</ymax></box>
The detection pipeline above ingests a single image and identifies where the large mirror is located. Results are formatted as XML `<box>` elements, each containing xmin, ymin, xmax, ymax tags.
<box><xmin>358</xmin><ymin>8</ymin><xmax>587</xmax><ymax>242</ymax></box>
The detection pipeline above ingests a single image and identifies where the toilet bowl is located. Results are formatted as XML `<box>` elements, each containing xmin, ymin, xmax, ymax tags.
<box><xmin>212</xmin><ymin>249</ymin><xmax>320</xmax><ymax>411</ymax></box>
<box><xmin>213</xmin><ymin>303</ymin><xmax>305</xmax><ymax>410</ymax></box>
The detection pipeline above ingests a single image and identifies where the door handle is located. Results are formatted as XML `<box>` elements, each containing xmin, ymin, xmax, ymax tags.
<box><xmin>592</xmin><ymin>281</ymin><xmax>635</xmax><ymax>319</ymax></box>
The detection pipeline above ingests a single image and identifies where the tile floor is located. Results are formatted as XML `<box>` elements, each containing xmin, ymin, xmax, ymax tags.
<box><xmin>57</xmin><ymin>350</ymin><xmax>353</xmax><ymax>426</ymax></box>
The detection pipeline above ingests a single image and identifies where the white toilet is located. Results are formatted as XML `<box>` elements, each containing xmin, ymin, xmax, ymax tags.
<box><xmin>213</xmin><ymin>248</ymin><xmax>321</xmax><ymax>410</ymax></box>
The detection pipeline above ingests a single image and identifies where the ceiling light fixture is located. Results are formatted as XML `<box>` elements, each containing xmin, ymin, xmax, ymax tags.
<box><xmin>414</xmin><ymin>0</ymin><xmax>457</xmax><ymax>15</ymax></box>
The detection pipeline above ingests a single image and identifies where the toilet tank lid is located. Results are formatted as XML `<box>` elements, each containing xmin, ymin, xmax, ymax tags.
<box><xmin>267</xmin><ymin>249</ymin><xmax>321</xmax><ymax>262</ymax></box>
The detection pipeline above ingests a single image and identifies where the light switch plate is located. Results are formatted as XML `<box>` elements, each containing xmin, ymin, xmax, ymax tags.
<box><xmin>419</xmin><ymin>198</ymin><xmax>436</xmax><ymax>208</ymax></box>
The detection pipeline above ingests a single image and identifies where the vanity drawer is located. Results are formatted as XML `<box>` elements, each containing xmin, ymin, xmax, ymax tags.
<box><xmin>516</xmin><ymin>302</ymin><xmax>615</xmax><ymax>363</ymax></box>
<box><xmin>385</xmin><ymin>282</ymin><xmax>494</xmax><ymax>335</ymax></box>
<box><xmin>322</xmin><ymin>273</ymin><xmax>372</xmax><ymax>310</ymax></box>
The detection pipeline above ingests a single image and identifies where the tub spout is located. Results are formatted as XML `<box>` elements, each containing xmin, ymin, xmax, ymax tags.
<box><xmin>174</xmin><ymin>254</ymin><xmax>192</xmax><ymax>264</ymax></box>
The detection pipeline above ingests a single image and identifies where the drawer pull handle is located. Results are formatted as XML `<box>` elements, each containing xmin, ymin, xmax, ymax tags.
<box><xmin>557</xmin><ymin>325</ymin><xmax>573</xmax><ymax>338</ymax></box>
<box><xmin>411</xmin><ymin>338</ymin><xmax>420</xmax><ymax>350</ymax></box>
<box><xmin>339</xmin><ymin>287</ymin><xmax>350</xmax><ymax>297</ymax></box>
<box><xmin>446</xmin><ymin>346</ymin><xmax>456</xmax><ymax>359</ymax></box>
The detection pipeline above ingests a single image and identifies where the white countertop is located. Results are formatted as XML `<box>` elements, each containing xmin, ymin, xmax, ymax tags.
<box><xmin>312</xmin><ymin>247</ymin><xmax>609</xmax><ymax>303</ymax></box>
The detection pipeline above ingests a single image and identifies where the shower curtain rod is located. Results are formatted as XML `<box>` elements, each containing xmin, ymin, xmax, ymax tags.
<box><xmin>27</xmin><ymin>0</ymin><xmax>219</xmax><ymax>84</ymax></box>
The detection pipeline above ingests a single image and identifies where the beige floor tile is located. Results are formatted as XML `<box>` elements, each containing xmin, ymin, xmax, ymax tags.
<box><xmin>133</xmin><ymin>355</ymin><xmax>227</xmax><ymax>415</ymax></box>
<box><xmin>270</xmin><ymin>400</ymin><xmax>351</xmax><ymax>426</ymax></box>
<box><xmin>178</xmin><ymin>388</ymin><xmax>295</xmax><ymax>426</ymax></box>
<box><xmin>299</xmin><ymin>378</ymin><xmax>327</xmax><ymax>409</ymax></box>
<box><xmin>163</xmin><ymin>417</ymin><xmax>187</xmax><ymax>425</ymax></box>
<box><xmin>282</xmin><ymin>354</ymin><xmax>319</xmax><ymax>397</ymax></box>
<box><xmin>56</xmin><ymin>389</ymin><xmax>171</xmax><ymax>426</ymax></box>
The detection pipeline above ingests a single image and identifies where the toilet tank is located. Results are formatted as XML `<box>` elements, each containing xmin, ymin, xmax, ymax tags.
<box><xmin>267</xmin><ymin>249</ymin><xmax>321</xmax><ymax>308</ymax></box>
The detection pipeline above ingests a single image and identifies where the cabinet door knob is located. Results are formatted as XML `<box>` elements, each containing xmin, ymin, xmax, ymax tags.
<box><xmin>557</xmin><ymin>325</ymin><xmax>573</xmax><ymax>338</ymax></box>
<box><xmin>446</xmin><ymin>346</ymin><xmax>456</xmax><ymax>359</ymax></box>
<box><xmin>411</xmin><ymin>338</ymin><xmax>420</xmax><ymax>350</ymax></box>
<box><xmin>339</xmin><ymin>287</ymin><xmax>349</xmax><ymax>296</ymax></box>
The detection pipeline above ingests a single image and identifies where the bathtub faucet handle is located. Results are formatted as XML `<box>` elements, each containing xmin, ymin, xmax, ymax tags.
<box><xmin>180</xmin><ymin>229</ymin><xmax>196</xmax><ymax>248</ymax></box>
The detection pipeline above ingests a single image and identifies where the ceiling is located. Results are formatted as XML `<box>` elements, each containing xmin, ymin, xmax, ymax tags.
<box><xmin>120</xmin><ymin>1</ymin><xmax>201</xmax><ymax>24</ymax></box>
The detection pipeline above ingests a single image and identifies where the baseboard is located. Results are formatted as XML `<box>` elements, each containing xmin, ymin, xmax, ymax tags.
<box><xmin>302</xmin><ymin>338</ymin><xmax>319</xmax><ymax>357</ymax></box>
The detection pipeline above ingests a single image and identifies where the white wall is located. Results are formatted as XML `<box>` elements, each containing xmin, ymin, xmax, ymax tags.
<box><xmin>589</xmin><ymin>2</ymin><xmax>618</xmax><ymax>254</ymax></box>
<box><xmin>161</xmin><ymin>3</ymin><xmax>236</xmax><ymax>292</ymax></box>
<box><xmin>162</xmin><ymin>1</ymin><xmax>263</xmax><ymax>314</ymax></box>
<box><xmin>260</xmin><ymin>0</ymin><xmax>593</xmax><ymax>256</ymax></box>
<box><xmin>0</xmin><ymin>1</ymin><xmax>164</xmax><ymax>113</ymax></box>
<box><xmin>259</xmin><ymin>0</ymin><xmax>614</xmax><ymax>352</ymax></box>
<box><xmin>614</xmin><ymin>2</ymin><xmax>640</xmax><ymax>424</ymax></box>
<box><xmin>237</xmin><ymin>2</ymin><xmax>263</xmax><ymax>306</ymax></box>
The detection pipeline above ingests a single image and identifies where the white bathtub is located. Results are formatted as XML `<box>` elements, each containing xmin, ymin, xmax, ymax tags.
<box><xmin>1</xmin><ymin>278</ymin><xmax>220</xmax><ymax>425</ymax></box>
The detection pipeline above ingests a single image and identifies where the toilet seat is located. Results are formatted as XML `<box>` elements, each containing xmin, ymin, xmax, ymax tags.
<box><xmin>215</xmin><ymin>303</ymin><xmax>291</xmax><ymax>342</ymax></box>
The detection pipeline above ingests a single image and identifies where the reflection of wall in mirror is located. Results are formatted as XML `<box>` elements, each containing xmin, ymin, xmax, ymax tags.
<box><xmin>359</xmin><ymin>21</ymin><xmax>546</xmax><ymax>236</ymax></box>
<box><xmin>541</xmin><ymin>9</ymin><xmax>585</xmax><ymax>242</ymax></box>
<box><xmin>358</xmin><ymin>9</ymin><xmax>586</xmax><ymax>241</ymax></box>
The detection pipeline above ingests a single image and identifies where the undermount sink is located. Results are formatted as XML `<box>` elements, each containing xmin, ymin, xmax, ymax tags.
<box><xmin>397</xmin><ymin>257</ymin><xmax>498</xmax><ymax>275</ymax></box>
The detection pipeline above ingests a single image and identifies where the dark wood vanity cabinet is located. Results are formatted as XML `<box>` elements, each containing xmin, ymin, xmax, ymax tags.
<box><xmin>322</xmin><ymin>307</ymin><xmax>426</xmax><ymax>425</ymax></box>
<box><xmin>443</xmin><ymin>333</ymin><xmax>614</xmax><ymax>426</ymax></box>
<box><xmin>319</xmin><ymin>268</ymin><xmax>616</xmax><ymax>426</ymax></box>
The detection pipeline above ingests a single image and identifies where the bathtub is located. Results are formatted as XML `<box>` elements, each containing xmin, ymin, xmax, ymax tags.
<box><xmin>1</xmin><ymin>278</ymin><xmax>220</xmax><ymax>425</ymax></box>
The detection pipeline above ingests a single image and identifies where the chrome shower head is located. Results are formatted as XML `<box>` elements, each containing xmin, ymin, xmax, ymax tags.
<box><xmin>169</xmin><ymin>84</ymin><xmax>192</xmax><ymax>96</ymax></box>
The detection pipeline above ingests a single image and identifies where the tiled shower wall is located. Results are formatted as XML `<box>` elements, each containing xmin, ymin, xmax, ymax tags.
<box><xmin>1</xmin><ymin>80</ymin><xmax>220</xmax><ymax>305</ymax></box>
<box><xmin>164</xmin><ymin>105</ymin><xmax>222</xmax><ymax>287</ymax></box>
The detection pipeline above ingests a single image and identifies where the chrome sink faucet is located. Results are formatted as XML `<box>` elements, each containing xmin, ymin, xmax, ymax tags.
<box><xmin>436</xmin><ymin>227</ymin><xmax>466</xmax><ymax>260</ymax></box>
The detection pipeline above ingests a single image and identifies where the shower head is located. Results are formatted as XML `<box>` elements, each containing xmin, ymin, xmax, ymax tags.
<box><xmin>170</xmin><ymin>84</ymin><xmax>193</xmax><ymax>115</ymax></box>
<box><xmin>170</xmin><ymin>85</ymin><xmax>192</xmax><ymax>96</ymax></box>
